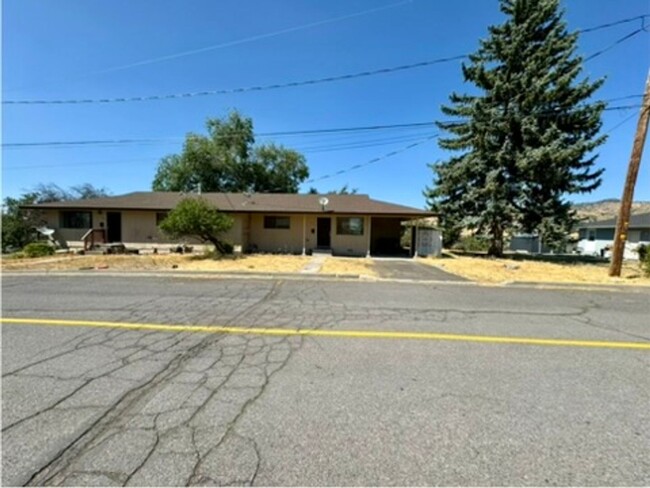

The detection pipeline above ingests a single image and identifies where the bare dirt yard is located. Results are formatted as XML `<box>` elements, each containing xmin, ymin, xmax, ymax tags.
<box><xmin>321</xmin><ymin>257</ymin><xmax>377</xmax><ymax>278</ymax></box>
<box><xmin>1</xmin><ymin>253</ymin><xmax>311</xmax><ymax>273</ymax></box>
<box><xmin>1</xmin><ymin>253</ymin><xmax>380</xmax><ymax>277</ymax></box>
<box><xmin>422</xmin><ymin>255</ymin><xmax>650</xmax><ymax>286</ymax></box>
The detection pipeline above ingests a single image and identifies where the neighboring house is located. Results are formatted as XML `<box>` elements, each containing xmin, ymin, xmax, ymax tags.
<box><xmin>576</xmin><ymin>212</ymin><xmax>650</xmax><ymax>260</ymax></box>
<box><xmin>23</xmin><ymin>192</ymin><xmax>436</xmax><ymax>257</ymax></box>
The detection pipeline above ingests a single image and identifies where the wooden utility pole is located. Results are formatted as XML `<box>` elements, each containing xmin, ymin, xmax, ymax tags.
<box><xmin>609</xmin><ymin>71</ymin><xmax>650</xmax><ymax>277</ymax></box>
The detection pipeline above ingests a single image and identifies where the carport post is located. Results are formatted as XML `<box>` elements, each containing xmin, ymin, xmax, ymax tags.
<box><xmin>366</xmin><ymin>216</ymin><xmax>372</xmax><ymax>257</ymax></box>
<box><xmin>413</xmin><ymin>222</ymin><xmax>419</xmax><ymax>257</ymax></box>
<box><xmin>302</xmin><ymin>215</ymin><xmax>306</xmax><ymax>256</ymax></box>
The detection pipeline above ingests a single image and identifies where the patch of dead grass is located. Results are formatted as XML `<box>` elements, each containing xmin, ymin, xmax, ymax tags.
<box><xmin>422</xmin><ymin>255</ymin><xmax>650</xmax><ymax>286</ymax></box>
<box><xmin>1</xmin><ymin>253</ymin><xmax>310</xmax><ymax>273</ymax></box>
<box><xmin>320</xmin><ymin>257</ymin><xmax>377</xmax><ymax>277</ymax></box>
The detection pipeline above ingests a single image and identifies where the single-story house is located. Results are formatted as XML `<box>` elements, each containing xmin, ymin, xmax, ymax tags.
<box><xmin>23</xmin><ymin>192</ymin><xmax>438</xmax><ymax>257</ymax></box>
<box><xmin>576</xmin><ymin>212</ymin><xmax>650</xmax><ymax>260</ymax></box>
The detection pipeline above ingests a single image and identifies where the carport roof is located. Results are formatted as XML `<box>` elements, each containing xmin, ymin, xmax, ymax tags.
<box><xmin>24</xmin><ymin>191</ymin><xmax>436</xmax><ymax>216</ymax></box>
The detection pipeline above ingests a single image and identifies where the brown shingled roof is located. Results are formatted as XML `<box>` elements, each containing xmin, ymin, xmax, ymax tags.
<box><xmin>24</xmin><ymin>192</ymin><xmax>434</xmax><ymax>216</ymax></box>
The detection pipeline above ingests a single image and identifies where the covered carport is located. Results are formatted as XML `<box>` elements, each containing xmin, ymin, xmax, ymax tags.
<box><xmin>369</xmin><ymin>217</ymin><xmax>409</xmax><ymax>256</ymax></box>
<box><xmin>368</xmin><ymin>216</ymin><xmax>442</xmax><ymax>258</ymax></box>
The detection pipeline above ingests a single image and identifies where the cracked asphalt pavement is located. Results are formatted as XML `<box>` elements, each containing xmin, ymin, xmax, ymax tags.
<box><xmin>2</xmin><ymin>275</ymin><xmax>649</xmax><ymax>486</ymax></box>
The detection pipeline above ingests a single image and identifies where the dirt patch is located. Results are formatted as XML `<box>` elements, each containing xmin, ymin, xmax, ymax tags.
<box><xmin>320</xmin><ymin>257</ymin><xmax>377</xmax><ymax>277</ymax></box>
<box><xmin>422</xmin><ymin>255</ymin><xmax>650</xmax><ymax>286</ymax></box>
<box><xmin>1</xmin><ymin>253</ymin><xmax>310</xmax><ymax>274</ymax></box>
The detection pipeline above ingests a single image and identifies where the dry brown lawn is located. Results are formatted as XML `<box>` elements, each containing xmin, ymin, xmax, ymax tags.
<box><xmin>1</xmin><ymin>253</ymin><xmax>310</xmax><ymax>273</ymax></box>
<box><xmin>320</xmin><ymin>257</ymin><xmax>377</xmax><ymax>277</ymax></box>
<box><xmin>422</xmin><ymin>255</ymin><xmax>650</xmax><ymax>286</ymax></box>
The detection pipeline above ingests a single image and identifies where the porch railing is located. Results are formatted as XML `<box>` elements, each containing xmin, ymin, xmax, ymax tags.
<box><xmin>82</xmin><ymin>228</ymin><xmax>106</xmax><ymax>251</ymax></box>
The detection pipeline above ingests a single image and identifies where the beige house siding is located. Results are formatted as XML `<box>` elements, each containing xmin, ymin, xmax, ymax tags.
<box><xmin>248</xmin><ymin>214</ymin><xmax>304</xmax><ymax>254</ymax></box>
<box><xmin>119</xmin><ymin>211</ymin><xmax>245</xmax><ymax>249</ymax></box>
<box><xmin>42</xmin><ymin>209</ymin><xmax>246</xmax><ymax>250</ymax></box>
<box><xmin>331</xmin><ymin>215</ymin><xmax>370</xmax><ymax>256</ymax></box>
<box><xmin>40</xmin><ymin>209</ymin><xmax>411</xmax><ymax>257</ymax></box>
<box><xmin>40</xmin><ymin>209</ymin><xmax>102</xmax><ymax>246</ymax></box>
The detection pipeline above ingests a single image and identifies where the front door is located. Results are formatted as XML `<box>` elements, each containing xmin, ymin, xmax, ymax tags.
<box><xmin>106</xmin><ymin>212</ymin><xmax>122</xmax><ymax>243</ymax></box>
<box><xmin>317</xmin><ymin>218</ymin><xmax>331</xmax><ymax>248</ymax></box>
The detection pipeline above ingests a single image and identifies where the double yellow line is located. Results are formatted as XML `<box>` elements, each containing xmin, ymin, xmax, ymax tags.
<box><xmin>2</xmin><ymin>317</ymin><xmax>649</xmax><ymax>351</ymax></box>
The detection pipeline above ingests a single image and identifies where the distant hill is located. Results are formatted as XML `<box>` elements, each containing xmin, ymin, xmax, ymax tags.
<box><xmin>572</xmin><ymin>199</ymin><xmax>650</xmax><ymax>223</ymax></box>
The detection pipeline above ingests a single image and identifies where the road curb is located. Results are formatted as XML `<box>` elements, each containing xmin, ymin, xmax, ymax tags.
<box><xmin>2</xmin><ymin>270</ymin><xmax>649</xmax><ymax>293</ymax></box>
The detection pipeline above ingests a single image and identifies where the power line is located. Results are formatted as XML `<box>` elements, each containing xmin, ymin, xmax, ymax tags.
<box><xmin>1</xmin><ymin>122</ymin><xmax>440</xmax><ymax>148</ymax></box>
<box><xmin>605</xmin><ymin>94</ymin><xmax>644</xmax><ymax>102</ymax></box>
<box><xmin>578</xmin><ymin>14</ymin><xmax>649</xmax><ymax>33</ymax></box>
<box><xmin>4</xmin><ymin>104</ymin><xmax>641</xmax><ymax>149</ymax></box>
<box><xmin>584</xmin><ymin>28</ymin><xmax>646</xmax><ymax>61</ymax></box>
<box><xmin>5</xmin><ymin>14</ymin><xmax>648</xmax><ymax>107</ymax></box>
<box><xmin>3</xmin><ymin>0</ymin><xmax>412</xmax><ymax>94</ymax></box>
<box><xmin>2</xmin><ymin>55</ymin><xmax>468</xmax><ymax>105</ymax></box>
<box><xmin>3</xmin><ymin>131</ymin><xmax>437</xmax><ymax>170</ymax></box>
<box><xmin>604</xmin><ymin>112</ymin><xmax>640</xmax><ymax>135</ymax></box>
<box><xmin>305</xmin><ymin>134</ymin><xmax>439</xmax><ymax>184</ymax></box>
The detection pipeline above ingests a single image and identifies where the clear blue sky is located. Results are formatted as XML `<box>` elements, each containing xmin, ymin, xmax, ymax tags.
<box><xmin>2</xmin><ymin>0</ymin><xmax>649</xmax><ymax>209</ymax></box>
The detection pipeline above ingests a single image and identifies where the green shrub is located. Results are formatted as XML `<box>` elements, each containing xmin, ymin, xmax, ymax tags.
<box><xmin>22</xmin><ymin>241</ymin><xmax>55</xmax><ymax>258</ymax></box>
<box><xmin>642</xmin><ymin>249</ymin><xmax>650</xmax><ymax>278</ymax></box>
<box><xmin>637</xmin><ymin>244</ymin><xmax>648</xmax><ymax>262</ymax></box>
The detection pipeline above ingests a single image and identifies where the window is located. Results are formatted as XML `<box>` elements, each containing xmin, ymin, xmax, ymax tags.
<box><xmin>60</xmin><ymin>211</ymin><xmax>92</xmax><ymax>229</ymax></box>
<box><xmin>156</xmin><ymin>212</ymin><xmax>169</xmax><ymax>226</ymax></box>
<box><xmin>337</xmin><ymin>217</ymin><xmax>364</xmax><ymax>236</ymax></box>
<box><xmin>640</xmin><ymin>230</ymin><xmax>650</xmax><ymax>242</ymax></box>
<box><xmin>595</xmin><ymin>228</ymin><xmax>615</xmax><ymax>241</ymax></box>
<box><xmin>264</xmin><ymin>216</ymin><xmax>290</xmax><ymax>229</ymax></box>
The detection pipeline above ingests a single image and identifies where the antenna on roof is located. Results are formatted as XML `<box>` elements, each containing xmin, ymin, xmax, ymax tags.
<box><xmin>319</xmin><ymin>196</ymin><xmax>329</xmax><ymax>211</ymax></box>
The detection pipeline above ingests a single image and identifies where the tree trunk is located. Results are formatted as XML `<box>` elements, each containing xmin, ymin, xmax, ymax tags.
<box><xmin>488</xmin><ymin>224</ymin><xmax>504</xmax><ymax>257</ymax></box>
<box><xmin>206</xmin><ymin>236</ymin><xmax>229</xmax><ymax>256</ymax></box>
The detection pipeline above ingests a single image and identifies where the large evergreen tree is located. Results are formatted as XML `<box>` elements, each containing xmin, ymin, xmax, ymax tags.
<box><xmin>426</xmin><ymin>0</ymin><xmax>606</xmax><ymax>256</ymax></box>
<box><xmin>152</xmin><ymin>111</ymin><xmax>309</xmax><ymax>193</ymax></box>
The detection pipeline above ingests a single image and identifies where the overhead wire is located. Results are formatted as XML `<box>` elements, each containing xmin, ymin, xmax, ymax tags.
<box><xmin>583</xmin><ymin>28</ymin><xmax>646</xmax><ymax>61</ymax></box>
<box><xmin>304</xmin><ymin>133</ymin><xmax>440</xmax><ymax>184</ymax></box>
<box><xmin>577</xmin><ymin>14</ymin><xmax>649</xmax><ymax>33</ymax></box>
<box><xmin>4</xmin><ymin>14</ymin><xmax>648</xmax><ymax>106</ymax></box>
<box><xmin>2</xmin><ymin>0</ymin><xmax>413</xmax><ymax>93</ymax></box>
<box><xmin>603</xmin><ymin>112</ymin><xmax>641</xmax><ymax>135</ymax></box>
<box><xmin>2</xmin><ymin>104</ymin><xmax>642</xmax><ymax>149</ymax></box>
<box><xmin>2</xmin><ymin>55</ymin><xmax>468</xmax><ymax>105</ymax></box>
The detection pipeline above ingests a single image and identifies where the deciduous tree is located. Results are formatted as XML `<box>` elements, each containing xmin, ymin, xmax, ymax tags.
<box><xmin>158</xmin><ymin>197</ymin><xmax>234</xmax><ymax>255</ymax></box>
<box><xmin>152</xmin><ymin>111</ymin><xmax>309</xmax><ymax>193</ymax></box>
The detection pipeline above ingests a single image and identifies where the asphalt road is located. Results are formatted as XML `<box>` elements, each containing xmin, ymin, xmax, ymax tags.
<box><xmin>2</xmin><ymin>274</ymin><xmax>649</xmax><ymax>486</ymax></box>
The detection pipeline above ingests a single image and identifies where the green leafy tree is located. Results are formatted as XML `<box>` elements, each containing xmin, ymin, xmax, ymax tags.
<box><xmin>31</xmin><ymin>183</ymin><xmax>111</xmax><ymax>202</ymax></box>
<box><xmin>158</xmin><ymin>198</ymin><xmax>234</xmax><ymax>255</ymax></box>
<box><xmin>1</xmin><ymin>183</ymin><xmax>111</xmax><ymax>252</ymax></box>
<box><xmin>308</xmin><ymin>185</ymin><xmax>359</xmax><ymax>195</ymax></box>
<box><xmin>1</xmin><ymin>193</ymin><xmax>41</xmax><ymax>251</ymax></box>
<box><xmin>426</xmin><ymin>0</ymin><xmax>605</xmax><ymax>256</ymax></box>
<box><xmin>152</xmin><ymin>111</ymin><xmax>309</xmax><ymax>193</ymax></box>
